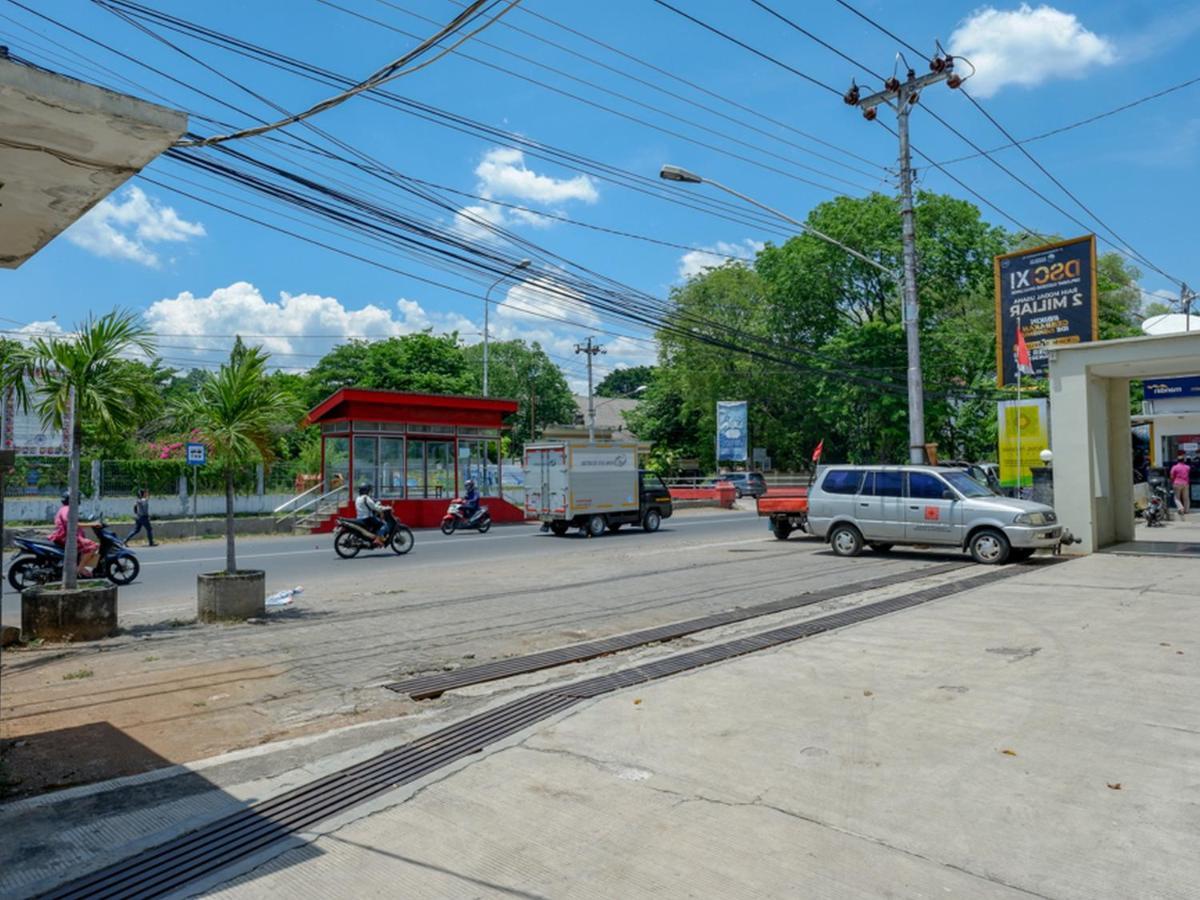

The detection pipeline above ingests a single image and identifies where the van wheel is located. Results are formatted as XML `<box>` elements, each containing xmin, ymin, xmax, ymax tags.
<box><xmin>586</xmin><ymin>515</ymin><xmax>606</xmax><ymax>537</ymax></box>
<box><xmin>550</xmin><ymin>521</ymin><xmax>569</xmax><ymax>536</ymax></box>
<box><xmin>642</xmin><ymin>508</ymin><xmax>662</xmax><ymax>532</ymax></box>
<box><xmin>969</xmin><ymin>528</ymin><xmax>1011</xmax><ymax>565</ymax></box>
<box><xmin>829</xmin><ymin>524</ymin><xmax>863</xmax><ymax>557</ymax></box>
<box><xmin>868</xmin><ymin>542</ymin><xmax>893</xmax><ymax>553</ymax></box>
<box><xmin>772</xmin><ymin>520</ymin><xmax>792</xmax><ymax>540</ymax></box>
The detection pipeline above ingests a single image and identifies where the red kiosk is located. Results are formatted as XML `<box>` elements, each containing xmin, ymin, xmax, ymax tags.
<box><xmin>303</xmin><ymin>388</ymin><xmax>523</xmax><ymax>530</ymax></box>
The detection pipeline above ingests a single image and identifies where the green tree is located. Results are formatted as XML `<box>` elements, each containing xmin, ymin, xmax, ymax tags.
<box><xmin>172</xmin><ymin>345</ymin><xmax>301</xmax><ymax>575</ymax></box>
<box><xmin>303</xmin><ymin>332</ymin><xmax>471</xmax><ymax>407</ymax></box>
<box><xmin>462</xmin><ymin>339</ymin><xmax>575</xmax><ymax>450</ymax></box>
<box><xmin>5</xmin><ymin>311</ymin><xmax>157</xmax><ymax>589</ymax></box>
<box><xmin>595</xmin><ymin>365</ymin><xmax>656</xmax><ymax>398</ymax></box>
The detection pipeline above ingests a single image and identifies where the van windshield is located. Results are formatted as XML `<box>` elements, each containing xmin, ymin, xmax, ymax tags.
<box><xmin>942</xmin><ymin>470</ymin><xmax>998</xmax><ymax>498</ymax></box>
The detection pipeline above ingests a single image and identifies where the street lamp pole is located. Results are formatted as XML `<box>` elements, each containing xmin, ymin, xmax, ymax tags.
<box><xmin>483</xmin><ymin>258</ymin><xmax>531</xmax><ymax>397</ymax></box>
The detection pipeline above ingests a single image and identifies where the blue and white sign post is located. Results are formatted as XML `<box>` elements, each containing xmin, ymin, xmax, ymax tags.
<box><xmin>186</xmin><ymin>442</ymin><xmax>206</xmax><ymax>535</ymax></box>
<box><xmin>716</xmin><ymin>401</ymin><xmax>748</xmax><ymax>463</ymax></box>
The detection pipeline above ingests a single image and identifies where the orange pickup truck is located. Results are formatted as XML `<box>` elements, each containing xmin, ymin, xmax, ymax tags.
<box><xmin>756</xmin><ymin>486</ymin><xmax>809</xmax><ymax>540</ymax></box>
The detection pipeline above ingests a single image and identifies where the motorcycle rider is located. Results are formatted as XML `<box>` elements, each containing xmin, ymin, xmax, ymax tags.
<box><xmin>49</xmin><ymin>493</ymin><xmax>101</xmax><ymax>577</ymax></box>
<box><xmin>462</xmin><ymin>478</ymin><xmax>481</xmax><ymax>524</ymax></box>
<box><xmin>355</xmin><ymin>483</ymin><xmax>389</xmax><ymax>545</ymax></box>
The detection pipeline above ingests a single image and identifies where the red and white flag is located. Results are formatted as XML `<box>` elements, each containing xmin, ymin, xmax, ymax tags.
<box><xmin>1014</xmin><ymin>328</ymin><xmax>1034</xmax><ymax>377</ymax></box>
<box><xmin>811</xmin><ymin>439</ymin><xmax>824</xmax><ymax>463</ymax></box>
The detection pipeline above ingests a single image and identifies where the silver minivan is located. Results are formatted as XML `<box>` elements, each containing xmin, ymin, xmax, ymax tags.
<box><xmin>806</xmin><ymin>465</ymin><xmax>1062</xmax><ymax>564</ymax></box>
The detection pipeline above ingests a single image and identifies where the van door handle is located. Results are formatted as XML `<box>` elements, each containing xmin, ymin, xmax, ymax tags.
<box><xmin>908</xmin><ymin>505</ymin><xmax>920</xmax><ymax>510</ymax></box>
<box><xmin>859</xmin><ymin>502</ymin><xmax>870</xmax><ymax>507</ymax></box>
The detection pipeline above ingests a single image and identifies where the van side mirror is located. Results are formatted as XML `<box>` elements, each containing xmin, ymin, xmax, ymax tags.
<box><xmin>942</xmin><ymin>489</ymin><xmax>956</xmax><ymax>500</ymax></box>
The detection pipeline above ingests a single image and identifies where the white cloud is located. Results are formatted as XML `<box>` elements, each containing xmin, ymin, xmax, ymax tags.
<box><xmin>498</xmin><ymin>275</ymin><xmax>599</xmax><ymax>327</ymax></box>
<box><xmin>948</xmin><ymin>4</ymin><xmax>1115</xmax><ymax>98</ymax></box>
<box><xmin>475</xmin><ymin>147</ymin><xmax>598</xmax><ymax>205</ymax></box>
<box><xmin>65</xmin><ymin>186</ymin><xmax>205</xmax><ymax>267</ymax></box>
<box><xmin>677</xmin><ymin>239</ymin><xmax>763</xmax><ymax>281</ymax></box>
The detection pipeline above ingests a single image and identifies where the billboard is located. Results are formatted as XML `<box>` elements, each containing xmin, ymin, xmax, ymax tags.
<box><xmin>994</xmin><ymin>235</ymin><xmax>1097</xmax><ymax>387</ymax></box>
<box><xmin>997</xmin><ymin>398</ymin><xmax>1049</xmax><ymax>489</ymax></box>
<box><xmin>1143</xmin><ymin>375</ymin><xmax>1200</xmax><ymax>400</ymax></box>
<box><xmin>716</xmin><ymin>401</ymin><xmax>748</xmax><ymax>462</ymax></box>
<box><xmin>1</xmin><ymin>381</ymin><xmax>71</xmax><ymax>457</ymax></box>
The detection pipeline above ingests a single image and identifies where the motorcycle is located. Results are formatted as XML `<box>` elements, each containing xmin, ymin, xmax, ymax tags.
<box><xmin>441</xmin><ymin>498</ymin><xmax>491</xmax><ymax>535</ymax></box>
<box><xmin>1144</xmin><ymin>472</ymin><xmax>1170</xmax><ymax>527</ymax></box>
<box><xmin>7</xmin><ymin>519</ymin><xmax>140</xmax><ymax>591</ymax></box>
<box><xmin>333</xmin><ymin>507</ymin><xmax>415</xmax><ymax>559</ymax></box>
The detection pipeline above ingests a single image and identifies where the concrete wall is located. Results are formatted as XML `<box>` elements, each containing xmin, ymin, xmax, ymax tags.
<box><xmin>4</xmin><ymin>493</ymin><xmax>294</xmax><ymax>524</ymax></box>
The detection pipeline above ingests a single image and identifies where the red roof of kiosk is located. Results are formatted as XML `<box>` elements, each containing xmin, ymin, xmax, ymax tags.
<box><xmin>303</xmin><ymin>388</ymin><xmax>518</xmax><ymax>428</ymax></box>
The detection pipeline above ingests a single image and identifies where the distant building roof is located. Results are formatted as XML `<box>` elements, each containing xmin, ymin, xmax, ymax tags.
<box><xmin>571</xmin><ymin>395</ymin><xmax>639</xmax><ymax>439</ymax></box>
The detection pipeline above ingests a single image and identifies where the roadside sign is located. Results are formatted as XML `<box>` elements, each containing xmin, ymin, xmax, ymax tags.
<box><xmin>186</xmin><ymin>442</ymin><xmax>207</xmax><ymax>466</ymax></box>
<box><xmin>994</xmin><ymin>235</ymin><xmax>1098</xmax><ymax>387</ymax></box>
<box><xmin>1</xmin><ymin>379</ymin><xmax>72</xmax><ymax>456</ymax></box>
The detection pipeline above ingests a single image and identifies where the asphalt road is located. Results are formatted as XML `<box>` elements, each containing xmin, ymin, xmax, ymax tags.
<box><xmin>2</xmin><ymin>510</ymin><xmax>771</xmax><ymax>623</ymax></box>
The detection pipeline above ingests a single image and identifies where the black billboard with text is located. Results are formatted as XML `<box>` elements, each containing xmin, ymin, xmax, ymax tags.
<box><xmin>994</xmin><ymin>235</ymin><xmax>1098</xmax><ymax>387</ymax></box>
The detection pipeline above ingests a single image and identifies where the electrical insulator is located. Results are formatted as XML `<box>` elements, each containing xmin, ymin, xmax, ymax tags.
<box><xmin>909</xmin><ymin>90</ymin><xmax>920</xmax><ymax>105</ymax></box>
<box><xmin>930</xmin><ymin>56</ymin><xmax>946</xmax><ymax>73</ymax></box>
<box><xmin>885</xmin><ymin>77</ymin><xmax>900</xmax><ymax>93</ymax></box>
<box><xmin>863</xmin><ymin>107</ymin><xmax>877</xmax><ymax>121</ymax></box>
<box><xmin>843</xmin><ymin>82</ymin><xmax>860</xmax><ymax>106</ymax></box>
<box><xmin>947</xmin><ymin>74</ymin><xmax>962</xmax><ymax>89</ymax></box>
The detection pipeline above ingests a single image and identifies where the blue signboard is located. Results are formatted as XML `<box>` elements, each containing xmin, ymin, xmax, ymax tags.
<box><xmin>186</xmin><ymin>442</ymin><xmax>207</xmax><ymax>466</ymax></box>
<box><xmin>716</xmin><ymin>401</ymin><xmax>748</xmax><ymax>462</ymax></box>
<box><xmin>1144</xmin><ymin>376</ymin><xmax>1200</xmax><ymax>400</ymax></box>
<box><xmin>994</xmin><ymin>235</ymin><xmax>1097</xmax><ymax>387</ymax></box>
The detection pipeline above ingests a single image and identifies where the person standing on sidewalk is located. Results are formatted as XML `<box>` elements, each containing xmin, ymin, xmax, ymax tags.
<box><xmin>126</xmin><ymin>488</ymin><xmax>157</xmax><ymax>546</ymax></box>
<box><xmin>1169</xmin><ymin>453</ymin><xmax>1191</xmax><ymax>517</ymax></box>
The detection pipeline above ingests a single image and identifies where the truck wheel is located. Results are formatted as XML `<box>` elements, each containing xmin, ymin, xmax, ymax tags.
<box><xmin>772</xmin><ymin>519</ymin><xmax>792</xmax><ymax>541</ymax></box>
<box><xmin>586</xmin><ymin>515</ymin><xmax>606</xmax><ymax>537</ymax></box>
<box><xmin>968</xmin><ymin>528</ymin><xmax>1011</xmax><ymax>565</ymax></box>
<box><xmin>642</xmin><ymin>508</ymin><xmax>662</xmax><ymax>532</ymax></box>
<box><xmin>829</xmin><ymin>524</ymin><xmax>863</xmax><ymax>558</ymax></box>
<box><xmin>550</xmin><ymin>521</ymin><xmax>569</xmax><ymax>536</ymax></box>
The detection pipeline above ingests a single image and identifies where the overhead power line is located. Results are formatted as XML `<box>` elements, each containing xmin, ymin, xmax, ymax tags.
<box><xmin>161</xmin><ymin>0</ymin><xmax>518</xmax><ymax>147</ymax></box>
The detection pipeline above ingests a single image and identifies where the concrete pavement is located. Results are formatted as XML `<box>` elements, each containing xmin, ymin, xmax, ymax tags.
<box><xmin>2</xmin><ymin>550</ymin><xmax>1197</xmax><ymax>898</ymax></box>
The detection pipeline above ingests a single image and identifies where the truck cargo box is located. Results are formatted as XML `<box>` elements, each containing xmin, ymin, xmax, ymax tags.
<box><xmin>524</xmin><ymin>440</ymin><xmax>641</xmax><ymax>520</ymax></box>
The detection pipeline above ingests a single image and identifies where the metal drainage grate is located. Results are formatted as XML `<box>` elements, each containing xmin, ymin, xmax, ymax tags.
<box><xmin>44</xmin><ymin>561</ymin><xmax>1045</xmax><ymax>899</ymax></box>
<box><xmin>389</xmin><ymin>562</ymin><xmax>971</xmax><ymax>699</ymax></box>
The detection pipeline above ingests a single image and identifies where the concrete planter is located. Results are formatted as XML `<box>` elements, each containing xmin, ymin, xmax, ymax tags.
<box><xmin>21</xmin><ymin>581</ymin><xmax>118</xmax><ymax>642</ymax></box>
<box><xmin>197</xmin><ymin>570</ymin><xmax>265</xmax><ymax>622</ymax></box>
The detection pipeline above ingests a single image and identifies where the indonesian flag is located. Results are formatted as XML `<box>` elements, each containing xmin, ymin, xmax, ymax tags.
<box><xmin>811</xmin><ymin>439</ymin><xmax>824</xmax><ymax>462</ymax></box>
<box><xmin>1014</xmin><ymin>327</ymin><xmax>1034</xmax><ymax>377</ymax></box>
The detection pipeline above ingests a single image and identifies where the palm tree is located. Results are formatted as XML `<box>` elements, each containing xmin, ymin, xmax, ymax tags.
<box><xmin>172</xmin><ymin>343</ymin><xmax>301</xmax><ymax>575</ymax></box>
<box><xmin>5</xmin><ymin>311</ymin><xmax>156</xmax><ymax>590</ymax></box>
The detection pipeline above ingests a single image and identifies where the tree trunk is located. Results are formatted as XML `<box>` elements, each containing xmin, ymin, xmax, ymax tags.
<box><xmin>64</xmin><ymin>420</ymin><xmax>81</xmax><ymax>590</ymax></box>
<box><xmin>225</xmin><ymin>466</ymin><xmax>236</xmax><ymax>575</ymax></box>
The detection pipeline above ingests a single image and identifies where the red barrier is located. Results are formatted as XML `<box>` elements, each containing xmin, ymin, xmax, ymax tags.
<box><xmin>668</xmin><ymin>483</ymin><xmax>737</xmax><ymax>509</ymax></box>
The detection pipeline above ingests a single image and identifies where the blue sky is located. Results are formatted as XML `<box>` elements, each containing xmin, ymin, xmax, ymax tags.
<box><xmin>3</xmin><ymin>0</ymin><xmax>1197</xmax><ymax>390</ymax></box>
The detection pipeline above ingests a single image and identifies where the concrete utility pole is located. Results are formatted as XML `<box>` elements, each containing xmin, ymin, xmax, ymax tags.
<box><xmin>1183</xmin><ymin>283</ymin><xmax>1195</xmax><ymax>332</ymax></box>
<box><xmin>575</xmin><ymin>337</ymin><xmax>606</xmax><ymax>442</ymax></box>
<box><xmin>847</xmin><ymin>59</ymin><xmax>959</xmax><ymax>464</ymax></box>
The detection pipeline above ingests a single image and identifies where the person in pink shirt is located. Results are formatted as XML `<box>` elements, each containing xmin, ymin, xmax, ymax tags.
<box><xmin>48</xmin><ymin>494</ymin><xmax>101</xmax><ymax>577</ymax></box>
<box><xmin>1169</xmin><ymin>453</ymin><xmax>1191</xmax><ymax>516</ymax></box>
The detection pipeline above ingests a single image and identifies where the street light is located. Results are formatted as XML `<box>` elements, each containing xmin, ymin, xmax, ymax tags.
<box><xmin>483</xmin><ymin>258</ymin><xmax>531</xmax><ymax>397</ymax></box>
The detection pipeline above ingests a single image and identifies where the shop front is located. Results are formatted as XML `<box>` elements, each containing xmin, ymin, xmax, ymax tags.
<box><xmin>304</xmin><ymin>388</ymin><xmax>522</xmax><ymax>529</ymax></box>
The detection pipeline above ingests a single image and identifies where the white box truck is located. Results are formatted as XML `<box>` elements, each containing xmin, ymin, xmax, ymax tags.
<box><xmin>524</xmin><ymin>440</ymin><xmax>673</xmax><ymax>537</ymax></box>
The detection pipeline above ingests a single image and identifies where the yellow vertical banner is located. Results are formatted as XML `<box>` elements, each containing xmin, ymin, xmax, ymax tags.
<box><xmin>997</xmin><ymin>399</ymin><xmax>1049</xmax><ymax>489</ymax></box>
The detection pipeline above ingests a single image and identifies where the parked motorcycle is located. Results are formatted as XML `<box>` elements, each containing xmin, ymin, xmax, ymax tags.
<box><xmin>333</xmin><ymin>507</ymin><xmax>414</xmax><ymax>558</ymax></box>
<box><xmin>6</xmin><ymin>520</ymin><xmax>140</xmax><ymax>591</ymax></box>
<box><xmin>1144</xmin><ymin>472</ymin><xmax>1170</xmax><ymax>527</ymax></box>
<box><xmin>441</xmin><ymin>498</ymin><xmax>492</xmax><ymax>535</ymax></box>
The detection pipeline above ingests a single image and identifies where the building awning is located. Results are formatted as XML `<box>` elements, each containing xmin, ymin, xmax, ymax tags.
<box><xmin>0</xmin><ymin>55</ymin><xmax>186</xmax><ymax>268</ymax></box>
<box><xmin>304</xmin><ymin>388</ymin><xmax>518</xmax><ymax>429</ymax></box>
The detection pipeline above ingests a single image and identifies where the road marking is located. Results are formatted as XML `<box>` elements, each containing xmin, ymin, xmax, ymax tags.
<box><xmin>139</xmin><ymin>513</ymin><xmax>760</xmax><ymax>566</ymax></box>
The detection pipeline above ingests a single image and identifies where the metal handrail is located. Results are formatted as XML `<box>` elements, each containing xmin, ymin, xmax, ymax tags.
<box><xmin>273</xmin><ymin>479</ymin><xmax>327</xmax><ymax>515</ymax></box>
<box><xmin>274</xmin><ymin>482</ymin><xmax>347</xmax><ymax>521</ymax></box>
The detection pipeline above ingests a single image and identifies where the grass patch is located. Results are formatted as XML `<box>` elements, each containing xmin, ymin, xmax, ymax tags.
<box><xmin>143</xmin><ymin>655</ymin><xmax>159</xmax><ymax>663</ymax></box>
<box><xmin>192</xmin><ymin>701</ymin><xmax>207</xmax><ymax>707</ymax></box>
<box><xmin>63</xmin><ymin>668</ymin><xmax>94</xmax><ymax>681</ymax></box>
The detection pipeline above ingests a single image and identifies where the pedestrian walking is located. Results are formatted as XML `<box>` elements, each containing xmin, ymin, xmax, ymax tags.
<box><xmin>126</xmin><ymin>488</ymin><xmax>158</xmax><ymax>546</ymax></box>
<box><xmin>1169</xmin><ymin>453</ymin><xmax>1191</xmax><ymax>517</ymax></box>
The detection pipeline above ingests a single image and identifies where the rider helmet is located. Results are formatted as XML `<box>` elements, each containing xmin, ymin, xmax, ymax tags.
<box><xmin>465</xmin><ymin>479</ymin><xmax>476</xmax><ymax>489</ymax></box>
<box><xmin>61</xmin><ymin>493</ymin><xmax>71</xmax><ymax>505</ymax></box>
<box><xmin>358</xmin><ymin>483</ymin><xmax>373</xmax><ymax>496</ymax></box>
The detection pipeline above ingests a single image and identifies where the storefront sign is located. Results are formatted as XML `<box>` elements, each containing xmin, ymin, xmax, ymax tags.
<box><xmin>994</xmin><ymin>235</ymin><xmax>1097</xmax><ymax>387</ymax></box>
<box><xmin>997</xmin><ymin>398</ymin><xmax>1049</xmax><ymax>489</ymax></box>
<box><xmin>716</xmin><ymin>401</ymin><xmax>748</xmax><ymax>462</ymax></box>
<box><xmin>1</xmin><ymin>381</ymin><xmax>71</xmax><ymax>457</ymax></box>
<box><xmin>1143</xmin><ymin>375</ymin><xmax>1200</xmax><ymax>400</ymax></box>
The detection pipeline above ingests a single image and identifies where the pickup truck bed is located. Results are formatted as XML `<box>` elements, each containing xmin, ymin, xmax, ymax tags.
<box><xmin>756</xmin><ymin>487</ymin><xmax>809</xmax><ymax>540</ymax></box>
